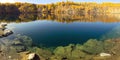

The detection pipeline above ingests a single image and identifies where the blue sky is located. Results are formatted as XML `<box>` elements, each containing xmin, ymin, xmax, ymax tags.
<box><xmin>2</xmin><ymin>0</ymin><xmax>120</xmax><ymax>4</ymax></box>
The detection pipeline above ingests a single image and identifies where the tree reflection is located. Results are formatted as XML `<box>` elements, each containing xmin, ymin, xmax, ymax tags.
<box><xmin>19</xmin><ymin>13</ymin><xmax>37</xmax><ymax>22</ymax></box>
<box><xmin>0</xmin><ymin>13</ymin><xmax>19</xmax><ymax>22</ymax></box>
<box><xmin>0</xmin><ymin>13</ymin><xmax>120</xmax><ymax>23</ymax></box>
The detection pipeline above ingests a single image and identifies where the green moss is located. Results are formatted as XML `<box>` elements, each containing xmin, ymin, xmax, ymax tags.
<box><xmin>81</xmin><ymin>39</ymin><xmax>104</xmax><ymax>54</ymax></box>
<box><xmin>54</xmin><ymin>46</ymin><xmax>66</xmax><ymax>57</ymax></box>
<box><xmin>19</xmin><ymin>38</ymin><xmax>116</xmax><ymax>60</ymax></box>
<box><xmin>71</xmin><ymin>49</ymin><xmax>86</xmax><ymax>59</ymax></box>
<box><xmin>29</xmin><ymin>47</ymin><xmax>52</xmax><ymax>59</ymax></box>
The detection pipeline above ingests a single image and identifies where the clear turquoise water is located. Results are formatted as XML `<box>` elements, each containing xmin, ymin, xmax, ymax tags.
<box><xmin>5</xmin><ymin>20</ymin><xmax>120</xmax><ymax>47</ymax></box>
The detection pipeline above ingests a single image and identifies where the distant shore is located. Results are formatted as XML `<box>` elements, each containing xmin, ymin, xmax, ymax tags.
<box><xmin>0</xmin><ymin>1</ymin><xmax>120</xmax><ymax>15</ymax></box>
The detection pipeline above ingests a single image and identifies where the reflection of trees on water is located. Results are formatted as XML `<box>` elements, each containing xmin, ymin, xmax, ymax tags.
<box><xmin>0</xmin><ymin>13</ymin><xmax>120</xmax><ymax>23</ymax></box>
<box><xmin>0</xmin><ymin>14</ymin><xmax>19</xmax><ymax>22</ymax></box>
<box><xmin>101</xmin><ymin>25</ymin><xmax>120</xmax><ymax>40</ymax></box>
<box><xmin>19</xmin><ymin>13</ymin><xmax>37</xmax><ymax>21</ymax></box>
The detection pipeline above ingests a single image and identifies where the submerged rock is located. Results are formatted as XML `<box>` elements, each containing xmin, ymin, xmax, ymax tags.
<box><xmin>13</xmin><ymin>46</ymin><xmax>26</xmax><ymax>52</ymax></box>
<box><xmin>12</xmin><ymin>40</ymin><xmax>22</xmax><ymax>45</ymax></box>
<box><xmin>0</xmin><ymin>35</ymin><xmax>33</xmax><ymax>60</ymax></box>
<box><xmin>100</xmin><ymin>53</ymin><xmax>111</xmax><ymax>57</ymax></box>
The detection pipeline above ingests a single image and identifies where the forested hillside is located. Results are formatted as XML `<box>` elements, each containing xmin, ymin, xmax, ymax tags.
<box><xmin>0</xmin><ymin>2</ymin><xmax>120</xmax><ymax>14</ymax></box>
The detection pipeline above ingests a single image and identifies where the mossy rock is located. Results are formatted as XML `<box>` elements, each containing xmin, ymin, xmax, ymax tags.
<box><xmin>81</xmin><ymin>39</ymin><xmax>104</xmax><ymax>54</ymax></box>
<box><xmin>29</xmin><ymin>47</ymin><xmax>52</xmax><ymax>59</ymax></box>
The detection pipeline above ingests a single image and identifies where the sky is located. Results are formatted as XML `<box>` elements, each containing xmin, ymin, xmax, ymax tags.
<box><xmin>0</xmin><ymin>0</ymin><xmax>120</xmax><ymax>4</ymax></box>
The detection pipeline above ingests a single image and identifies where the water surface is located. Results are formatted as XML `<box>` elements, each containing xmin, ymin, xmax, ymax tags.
<box><xmin>1</xmin><ymin>14</ymin><xmax>120</xmax><ymax>47</ymax></box>
<box><xmin>5</xmin><ymin>21</ymin><xmax>120</xmax><ymax>47</ymax></box>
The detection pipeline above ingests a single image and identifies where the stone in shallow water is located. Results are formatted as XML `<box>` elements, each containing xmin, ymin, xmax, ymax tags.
<box><xmin>0</xmin><ymin>23</ymin><xmax>13</xmax><ymax>37</ymax></box>
<box><xmin>4</xmin><ymin>29</ymin><xmax>13</xmax><ymax>36</ymax></box>
<box><xmin>8</xmin><ymin>56</ymin><xmax>12</xmax><ymax>59</ymax></box>
<box><xmin>0</xmin><ymin>23</ymin><xmax>7</xmax><ymax>26</ymax></box>
<box><xmin>0</xmin><ymin>23</ymin><xmax>7</xmax><ymax>30</ymax></box>
<box><xmin>100</xmin><ymin>53</ymin><xmax>111</xmax><ymax>57</ymax></box>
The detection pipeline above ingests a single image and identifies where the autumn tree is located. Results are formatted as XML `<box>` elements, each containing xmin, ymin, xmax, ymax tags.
<box><xmin>19</xmin><ymin>3</ymin><xmax>37</xmax><ymax>13</ymax></box>
<box><xmin>4</xmin><ymin>3</ymin><xmax>20</xmax><ymax>14</ymax></box>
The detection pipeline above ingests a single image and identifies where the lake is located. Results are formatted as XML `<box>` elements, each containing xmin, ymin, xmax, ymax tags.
<box><xmin>1</xmin><ymin>14</ymin><xmax>120</xmax><ymax>47</ymax></box>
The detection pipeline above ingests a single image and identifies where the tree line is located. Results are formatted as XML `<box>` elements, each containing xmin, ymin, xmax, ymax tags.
<box><xmin>0</xmin><ymin>1</ymin><xmax>120</xmax><ymax>14</ymax></box>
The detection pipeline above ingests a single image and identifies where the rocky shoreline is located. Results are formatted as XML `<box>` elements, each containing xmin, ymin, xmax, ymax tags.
<box><xmin>0</xmin><ymin>34</ymin><xmax>120</xmax><ymax>60</ymax></box>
